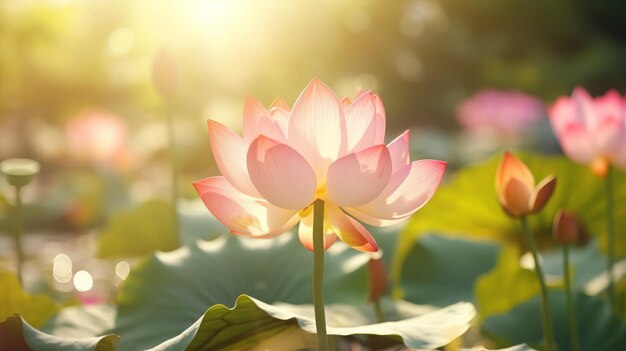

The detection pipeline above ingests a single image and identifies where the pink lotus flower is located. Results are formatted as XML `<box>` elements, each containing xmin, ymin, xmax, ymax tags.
<box><xmin>457</xmin><ymin>89</ymin><xmax>545</xmax><ymax>135</ymax></box>
<box><xmin>194</xmin><ymin>79</ymin><xmax>446</xmax><ymax>252</ymax></box>
<box><xmin>548</xmin><ymin>87</ymin><xmax>626</xmax><ymax>176</ymax></box>
<box><xmin>65</xmin><ymin>110</ymin><xmax>128</xmax><ymax>165</ymax></box>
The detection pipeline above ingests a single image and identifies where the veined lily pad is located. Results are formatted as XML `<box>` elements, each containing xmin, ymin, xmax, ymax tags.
<box><xmin>113</xmin><ymin>234</ymin><xmax>371</xmax><ymax>349</ymax></box>
<box><xmin>0</xmin><ymin>314</ymin><xmax>117</xmax><ymax>351</ymax></box>
<box><xmin>149</xmin><ymin>295</ymin><xmax>475</xmax><ymax>351</ymax></box>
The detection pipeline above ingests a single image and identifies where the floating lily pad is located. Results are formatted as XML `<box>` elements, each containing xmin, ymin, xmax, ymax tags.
<box><xmin>113</xmin><ymin>234</ymin><xmax>371</xmax><ymax>349</ymax></box>
<box><xmin>483</xmin><ymin>291</ymin><xmax>626</xmax><ymax>350</ymax></box>
<box><xmin>0</xmin><ymin>314</ymin><xmax>117</xmax><ymax>351</ymax></box>
<box><xmin>398</xmin><ymin>233</ymin><xmax>501</xmax><ymax>306</ymax></box>
<box><xmin>149</xmin><ymin>295</ymin><xmax>475</xmax><ymax>351</ymax></box>
<box><xmin>42</xmin><ymin>305</ymin><xmax>116</xmax><ymax>339</ymax></box>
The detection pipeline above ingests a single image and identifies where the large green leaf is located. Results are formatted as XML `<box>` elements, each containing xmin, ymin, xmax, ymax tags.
<box><xmin>42</xmin><ymin>305</ymin><xmax>116</xmax><ymax>339</ymax></box>
<box><xmin>147</xmin><ymin>295</ymin><xmax>475</xmax><ymax>351</ymax></box>
<box><xmin>482</xmin><ymin>291</ymin><xmax>626</xmax><ymax>350</ymax></box>
<box><xmin>394</xmin><ymin>153</ymin><xmax>626</xmax><ymax>286</ymax></box>
<box><xmin>97</xmin><ymin>199</ymin><xmax>180</xmax><ymax>258</ymax></box>
<box><xmin>0</xmin><ymin>271</ymin><xmax>58</xmax><ymax>328</ymax></box>
<box><xmin>0</xmin><ymin>314</ymin><xmax>117</xmax><ymax>351</ymax></box>
<box><xmin>474</xmin><ymin>245</ymin><xmax>540</xmax><ymax>322</ymax></box>
<box><xmin>113</xmin><ymin>234</ymin><xmax>371</xmax><ymax>350</ymax></box>
<box><xmin>398</xmin><ymin>234</ymin><xmax>501</xmax><ymax>306</ymax></box>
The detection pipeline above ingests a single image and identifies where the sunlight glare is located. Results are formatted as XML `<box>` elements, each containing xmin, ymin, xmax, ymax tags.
<box><xmin>73</xmin><ymin>270</ymin><xmax>94</xmax><ymax>292</ymax></box>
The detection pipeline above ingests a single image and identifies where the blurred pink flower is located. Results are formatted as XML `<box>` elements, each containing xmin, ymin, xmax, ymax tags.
<box><xmin>548</xmin><ymin>87</ymin><xmax>626</xmax><ymax>176</ymax></box>
<box><xmin>65</xmin><ymin>110</ymin><xmax>128</xmax><ymax>165</ymax></box>
<box><xmin>194</xmin><ymin>79</ymin><xmax>446</xmax><ymax>252</ymax></box>
<box><xmin>457</xmin><ymin>89</ymin><xmax>545</xmax><ymax>135</ymax></box>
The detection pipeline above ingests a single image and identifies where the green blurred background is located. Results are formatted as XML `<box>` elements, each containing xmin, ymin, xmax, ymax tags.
<box><xmin>2</xmin><ymin>0</ymin><xmax>625</xmax><ymax>168</ymax></box>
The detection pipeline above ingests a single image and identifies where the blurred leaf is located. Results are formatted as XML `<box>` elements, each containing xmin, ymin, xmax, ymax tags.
<box><xmin>0</xmin><ymin>314</ymin><xmax>117</xmax><ymax>351</ymax></box>
<box><xmin>42</xmin><ymin>305</ymin><xmax>115</xmax><ymax>339</ymax></box>
<box><xmin>0</xmin><ymin>271</ymin><xmax>58</xmax><ymax>328</ymax></box>
<box><xmin>142</xmin><ymin>295</ymin><xmax>475</xmax><ymax>351</ymax></box>
<box><xmin>474</xmin><ymin>245</ymin><xmax>540</xmax><ymax>323</ymax></box>
<box><xmin>394</xmin><ymin>153</ymin><xmax>626</xmax><ymax>285</ymax></box>
<box><xmin>482</xmin><ymin>291</ymin><xmax>626</xmax><ymax>350</ymax></box>
<box><xmin>97</xmin><ymin>199</ymin><xmax>180</xmax><ymax>258</ymax></box>
<box><xmin>398</xmin><ymin>233</ymin><xmax>501</xmax><ymax>306</ymax></box>
<box><xmin>113</xmin><ymin>234</ymin><xmax>371</xmax><ymax>349</ymax></box>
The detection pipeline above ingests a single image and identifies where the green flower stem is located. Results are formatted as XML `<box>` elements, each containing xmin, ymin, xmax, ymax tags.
<box><xmin>605</xmin><ymin>164</ymin><xmax>616</xmax><ymax>309</ymax></box>
<box><xmin>312</xmin><ymin>199</ymin><xmax>329</xmax><ymax>351</ymax></box>
<box><xmin>374</xmin><ymin>298</ymin><xmax>385</xmax><ymax>323</ymax></box>
<box><xmin>563</xmin><ymin>244</ymin><xmax>580</xmax><ymax>351</ymax></box>
<box><xmin>521</xmin><ymin>216</ymin><xmax>555</xmax><ymax>351</ymax></box>
<box><xmin>13</xmin><ymin>185</ymin><xmax>25</xmax><ymax>286</ymax></box>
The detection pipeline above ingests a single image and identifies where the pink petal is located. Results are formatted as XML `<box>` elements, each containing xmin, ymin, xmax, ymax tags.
<box><xmin>298</xmin><ymin>206</ymin><xmax>338</xmax><ymax>251</ymax></box>
<box><xmin>193</xmin><ymin>176</ymin><xmax>298</xmax><ymax>237</ymax></box>
<box><xmin>270</xmin><ymin>97</ymin><xmax>290</xmax><ymax>111</ymax></box>
<box><xmin>326</xmin><ymin>145</ymin><xmax>392</xmax><ymax>207</ymax></box>
<box><xmin>326</xmin><ymin>203</ymin><xmax>378</xmax><ymax>252</ymax></box>
<box><xmin>343</xmin><ymin>207</ymin><xmax>407</xmax><ymax>227</ymax></box>
<box><xmin>349</xmin><ymin>159</ymin><xmax>446</xmax><ymax>221</ymax></box>
<box><xmin>387</xmin><ymin>130</ymin><xmax>410</xmax><ymax>174</ymax></box>
<box><xmin>269</xmin><ymin>107</ymin><xmax>290</xmax><ymax>134</ymax></box>
<box><xmin>549</xmin><ymin>95</ymin><xmax>582</xmax><ymax>135</ymax></box>
<box><xmin>592</xmin><ymin>90</ymin><xmax>626</xmax><ymax>158</ymax></box>
<box><xmin>207</xmin><ymin>120</ymin><xmax>260</xmax><ymax>197</ymax></box>
<box><xmin>559</xmin><ymin>123</ymin><xmax>597</xmax><ymax>165</ymax></box>
<box><xmin>288</xmin><ymin>79</ymin><xmax>345</xmax><ymax>184</ymax></box>
<box><xmin>572</xmin><ymin>87</ymin><xmax>596</xmax><ymax>128</ymax></box>
<box><xmin>247</xmin><ymin>135</ymin><xmax>317</xmax><ymax>210</ymax></box>
<box><xmin>372</xmin><ymin>94</ymin><xmax>386</xmax><ymax>145</ymax></box>
<box><xmin>344</xmin><ymin>92</ymin><xmax>379</xmax><ymax>153</ymax></box>
<box><xmin>353</xmin><ymin>87</ymin><xmax>367</xmax><ymax>100</ymax></box>
<box><xmin>243</xmin><ymin>96</ymin><xmax>287</xmax><ymax>143</ymax></box>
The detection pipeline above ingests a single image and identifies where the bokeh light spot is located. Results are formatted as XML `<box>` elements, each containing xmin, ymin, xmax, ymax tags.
<box><xmin>73</xmin><ymin>270</ymin><xmax>94</xmax><ymax>292</ymax></box>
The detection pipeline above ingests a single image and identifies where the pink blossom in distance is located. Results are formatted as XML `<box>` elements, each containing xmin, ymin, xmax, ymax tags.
<box><xmin>65</xmin><ymin>110</ymin><xmax>128</xmax><ymax>165</ymax></box>
<box><xmin>194</xmin><ymin>79</ymin><xmax>446</xmax><ymax>252</ymax></box>
<box><xmin>457</xmin><ymin>89</ymin><xmax>545</xmax><ymax>135</ymax></box>
<box><xmin>548</xmin><ymin>87</ymin><xmax>626</xmax><ymax>176</ymax></box>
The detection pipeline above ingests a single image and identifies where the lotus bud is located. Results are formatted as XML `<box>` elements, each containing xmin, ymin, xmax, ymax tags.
<box><xmin>495</xmin><ymin>151</ymin><xmax>556</xmax><ymax>217</ymax></box>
